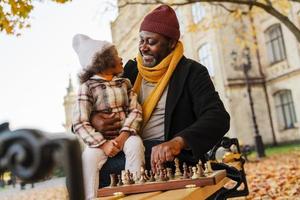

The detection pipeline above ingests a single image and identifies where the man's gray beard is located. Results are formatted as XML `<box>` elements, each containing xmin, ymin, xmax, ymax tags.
<box><xmin>143</xmin><ymin>58</ymin><xmax>157</xmax><ymax>68</ymax></box>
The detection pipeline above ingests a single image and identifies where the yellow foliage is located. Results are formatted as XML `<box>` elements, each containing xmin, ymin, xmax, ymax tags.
<box><xmin>272</xmin><ymin>0</ymin><xmax>291</xmax><ymax>16</ymax></box>
<box><xmin>0</xmin><ymin>0</ymin><xmax>71</xmax><ymax>35</ymax></box>
<box><xmin>165</xmin><ymin>0</ymin><xmax>176</xmax><ymax>4</ymax></box>
<box><xmin>54</xmin><ymin>0</ymin><xmax>71</xmax><ymax>3</ymax></box>
<box><xmin>187</xmin><ymin>23</ymin><xmax>198</xmax><ymax>32</ymax></box>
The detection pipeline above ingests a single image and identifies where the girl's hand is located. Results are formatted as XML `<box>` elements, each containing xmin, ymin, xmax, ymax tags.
<box><xmin>114</xmin><ymin>131</ymin><xmax>130</xmax><ymax>150</ymax></box>
<box><xmin>100</xmin><ymin>140</ymin><xmax>120</xmax><ymax>157</ymax></box>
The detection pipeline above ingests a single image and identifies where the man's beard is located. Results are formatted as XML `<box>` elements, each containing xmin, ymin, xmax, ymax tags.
<box><xmin>142</xmin><ymin>55</ymin><xmax>157</xmax><ymax>67</ymax></box>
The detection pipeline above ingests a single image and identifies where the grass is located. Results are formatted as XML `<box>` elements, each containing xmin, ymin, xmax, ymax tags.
<box><xmin>248</xmin><ymin>142</ymin><xmax>300</xmax><ymax>158</ymax></box>
<box><xmin>264</xmin><ymin>142</ymin><xmax>300</xmax><ymax>155</ymax></box>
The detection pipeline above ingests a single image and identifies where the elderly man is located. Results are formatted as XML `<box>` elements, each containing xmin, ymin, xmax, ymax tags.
<box><xmin>91</xmin><ymin>4</ymin><xmax>230</xmax><ymax>186</ymax></box>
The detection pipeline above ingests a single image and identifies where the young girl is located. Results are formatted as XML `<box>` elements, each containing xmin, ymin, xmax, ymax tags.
<box><xmin>72</xmin><ymin>34</ymin><xmax>145</xmax><ymax>200</ymax></box>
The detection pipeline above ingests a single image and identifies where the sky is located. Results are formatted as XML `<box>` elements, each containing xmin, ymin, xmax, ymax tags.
<box><xmin>0</xmin><ymin>0</ymin><xmax>117</xmax><ymax>133</ymax></box>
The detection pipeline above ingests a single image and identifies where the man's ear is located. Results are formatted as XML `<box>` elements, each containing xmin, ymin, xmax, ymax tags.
<box><xmin>169</xmin><ymin>39</ymin><xmax>178</xmax><ymax>50</ymax></box>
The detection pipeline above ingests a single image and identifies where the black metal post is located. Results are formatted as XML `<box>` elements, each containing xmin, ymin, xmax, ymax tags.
<box><xmin>243</xmin><ymin>47</ymin><xmax>266</xmax><ymax>158</ymax></box>
<box><xmin>231</xmin><ymin>48</ymin><xmax>266</xmax><ymax>158</ymax></box>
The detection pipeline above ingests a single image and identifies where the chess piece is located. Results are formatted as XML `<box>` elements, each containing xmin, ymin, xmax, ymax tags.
<box><xmin>204</xmin><ymin>161</ymin><xmax>213</xmax><ymax>174</ymax></box>
<box><xmin>154</xmin><ymin>169</ymin><xmax>160</xmax><ymax>180</ymax></box>
<box><xmin>204</xmin><ymin>163</ymin><xmax>209</xmax><ymax>174</ymax></box>
<box><xmin>149</xmin><ymin>170</ymin><xmax>156</xmax><ymax>182</ymax></box>
<box><xmin>166</xmin><ymin>168</ymin><xmax>174</xmax><ymax>180</ymax></box>
<box><xmin>206</xmin><ymin>161</ymin><xmax>213</xmax><ymax>173</ymax></box>
<box><xmin>174</xmin><ymin>158</ymin><xmax>182</xmax><ymax>178</ymax></box>
<box><xmin>123</xmin><ymin>170</ymin><xmax>130</xmax><ymax>185</ymax></box>
<box><xmin>139</xmin><ymin>166</ymin><xmax>147</xmax><ymax>183</ymax></box>
<box><xmin>121</xmin><ymin>170</ymin><xmax>126</xmax><ymax>184</ymax></box>
<box><xmin>117</xmin><ymin>174</ymin><xmax>123</xmax><ymax>186</ymax></box>
<box><xmin>188</xmin><ymin>166</ymin><xmax>193</xmax><ymax>178</ymax></box>
<box><xmin>144</xmin><ymin>170</ymin><xmax>150</xmax><ymax>180</ymax></box>
<box><xmin>191</xmin><ymin>167</ymin><xmax>199</xmax><ymax>179</ymax></box>
<box><xmin>109</xmin><ymin>174</ymin><xmax>117</xmax><ymax>187</ymax></box>
<box><xmin>129</xmin><ymin>172</ymin><xmax>135</xmax><ymax>184</ymax></box>
<box><xmin>163</xmin><ymin>169</ymin><xmax>169</xmax><ymax>181</ymax></box>
<box><xmin>183</xmin><ymin>162</ymin><xmax>189</xmax><ymax>179</ymax></box>
<box><xmin>196</xmin><ymin>163</ymin><xmax>204</xmax><ymax>177</ymax></box>
<box><xmin>134</xmin><ymin>171</ymin><xmax>140</xmax><ymax>183</ymax></box>
<box><xmin>158</xmin><ymin>168</ymin><xmax>168</xmax><ymax>181</ymax></box>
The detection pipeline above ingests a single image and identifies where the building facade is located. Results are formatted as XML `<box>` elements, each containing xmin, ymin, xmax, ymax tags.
<box><xmin>110</xmin><ymin>2</ymin><xmax>300</xmax><ymax>146</ymax></box>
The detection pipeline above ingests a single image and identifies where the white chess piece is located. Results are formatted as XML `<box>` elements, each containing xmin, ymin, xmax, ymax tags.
<box><xmin>191</xmin><ymin>167</ymin><xmax>199</xmax><ymax>179</ymax></box>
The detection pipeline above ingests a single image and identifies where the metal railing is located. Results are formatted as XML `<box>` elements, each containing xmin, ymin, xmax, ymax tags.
<box><xmin>0</xmin><ymin>123</ymin><xmax>84</xmax><ymax>200</ymax></box>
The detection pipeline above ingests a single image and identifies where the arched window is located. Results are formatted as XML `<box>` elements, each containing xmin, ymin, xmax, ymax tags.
<box><xmin>274</xmin><ymin>90</ymin><xmax>297</xmax><ymax>130</ymax></box>
<box><xmin>198</xmin><ymin>43</ymin><xmax>214</xmax><ymax>76</ymax></box>
<box><xmin>265</xmin><ymin>24</ymin><xmax>286</xmax><ymax>65</ymax></box>
<box><xmin>192</xmin><ymin>3</ymin><xmax>206</xmax><ymax>24</ymax></box>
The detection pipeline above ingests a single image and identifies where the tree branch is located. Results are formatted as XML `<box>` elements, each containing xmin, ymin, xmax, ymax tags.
<box><xmin>289</xmin><ymin>0</ymin><xmax>300</xmax><ymax>3</ymax></box>
<box><xmin>209</xmin><ymin>2</ymin><xmax>251</xmax><ymax>15</ymax></box>
<box><xmin>210</xmin><ymin>3</ymin><xmax>236</xmax><ymax>13</ymax></box>
<box><xmin>119</xmin><ymin>0</ymin><xmax>300</xmax><ymax>43</ymax></box>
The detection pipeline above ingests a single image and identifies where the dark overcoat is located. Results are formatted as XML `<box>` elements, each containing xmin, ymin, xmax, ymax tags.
<box><xmin>123</xmin><ymin>56</ymin><xmax>230</xmax><ymax>162</ymax></box>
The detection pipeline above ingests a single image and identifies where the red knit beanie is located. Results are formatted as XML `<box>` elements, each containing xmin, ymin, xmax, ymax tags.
<box><xmin>140</xmin><ymin>5</ymin><xmax>180</xmax><ymax>41</ymax></box>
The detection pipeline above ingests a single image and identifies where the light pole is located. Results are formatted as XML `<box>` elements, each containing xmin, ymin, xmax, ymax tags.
<box><xmin>231</xmin><ymin>47</ymin><xmax>266</xmax><ymax>158</ymax></box>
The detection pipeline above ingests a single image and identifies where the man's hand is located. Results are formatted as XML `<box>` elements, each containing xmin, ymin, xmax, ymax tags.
<box><xmin>151</xmin><ymin>137</ymin><xmax>186</xmax><ymax>173</ymax></box>
<box><xmin>100</xmin><ymin>140</ymin><xmax>121</xmax><ymax>157</ymax></box>
<box><xmin>91</xmin><ymin>112</ymin><xmax>122</xmax><ymax>136</ymax></box>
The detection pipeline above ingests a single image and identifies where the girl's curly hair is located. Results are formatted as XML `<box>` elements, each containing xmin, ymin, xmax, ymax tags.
<box><xmin>78</xmin><ymin>46</ymin><xmax>117</xmax><ymax>84</ymax></box>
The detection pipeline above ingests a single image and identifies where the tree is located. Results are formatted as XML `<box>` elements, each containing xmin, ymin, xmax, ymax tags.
<box><xmin>0</xmin><ymin>0</ymin><xmax>71</xmax><ymax>35</ymax></box>
<box><xmin>118</xmin><ymin>0</ymin><xmax>300</xmax><ymax>43</ymax></box>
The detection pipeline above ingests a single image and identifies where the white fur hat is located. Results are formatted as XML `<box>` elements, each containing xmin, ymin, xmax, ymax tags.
<box><xmin>72</xmin><ymin>34</ymin><xmax>113</xmax><ymax>69</ymax></box>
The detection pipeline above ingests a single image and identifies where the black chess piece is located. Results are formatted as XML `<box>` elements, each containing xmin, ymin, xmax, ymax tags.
<box><xmin>163</xmin><ymin>169</ymin><xmax>169</xmax><ymax>181</ymax></box>
<box><xmin>183</xmin><ymin>163</ymin><xmax>189</xmax><ymax>179</ymax></box>
<box><xmin>144</xmin><ymin>170</ymin><xmax>150</xmax><ymax>180</ymax></box>
<box><xmin>188</xmin><ymin>166</ymin><xmax>193</xmax><ymax>178</ymax></box>
<box><xmin>166</xmin><ymin>168</ymin><xmax>174</xmax><ymax>180</ymax></box>
<box><xmin>129</xmin><ymin>173</ymin><xmax>135</xmax><ymax>184</ymax></box>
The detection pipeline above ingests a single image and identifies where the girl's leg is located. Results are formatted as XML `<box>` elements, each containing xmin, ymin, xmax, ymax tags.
<box><xmin>82</xmin><ymin>147</ymin><xmax>107</xmax><ymax>200</ymax></box>
<box><xmin>123</xmin><ymin>135</ymin><xmax>145</xmax><ymax>178</ymax></box>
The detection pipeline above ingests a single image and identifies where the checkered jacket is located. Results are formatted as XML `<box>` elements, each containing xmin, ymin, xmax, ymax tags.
<box><xmin>72</xmin><ymin>75</ymin><xmax>142</xmax><ymax>147</ymax></box>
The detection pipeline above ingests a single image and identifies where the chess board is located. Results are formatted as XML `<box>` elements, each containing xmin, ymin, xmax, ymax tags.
<box><xmin>97</xmin><ymin>169</ymin><xmax>226</xmax><ymax>197</ymax></box>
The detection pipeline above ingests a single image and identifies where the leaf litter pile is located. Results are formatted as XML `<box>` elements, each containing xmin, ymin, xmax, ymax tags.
<box><xmin>233</xmin><ymin>150</ymin><xmax>300</xmax><ymax>199</ymax></box>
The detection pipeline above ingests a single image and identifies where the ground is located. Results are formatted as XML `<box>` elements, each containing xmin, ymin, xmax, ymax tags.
<box><xmin>241</xmin><ymin>149</ymin><xmax>300</xmax><ymax>199</ymax></box>
<box><xmin>0</xmin><ymin>147</ymin><xmax>299</xmax><ymax>200</ymax></box>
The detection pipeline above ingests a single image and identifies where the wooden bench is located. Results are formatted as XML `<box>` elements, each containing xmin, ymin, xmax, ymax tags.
<box><xmin>0</xmin><ymin>124</ymin><xmax>248</xmax><ymax>200</ymax></box>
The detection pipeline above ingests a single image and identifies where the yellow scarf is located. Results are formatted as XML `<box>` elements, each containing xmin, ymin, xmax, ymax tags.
<box><xmin>133</xmin><ymin>41</ymin><xmax>183</xmax><ymax>126</ymax></box>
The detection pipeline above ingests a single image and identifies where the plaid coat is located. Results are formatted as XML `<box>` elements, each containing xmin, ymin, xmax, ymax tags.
<box><xmin>72</xmin><ymin>75</ymin><xmax>142</xmax><ymax>147</ymax></box>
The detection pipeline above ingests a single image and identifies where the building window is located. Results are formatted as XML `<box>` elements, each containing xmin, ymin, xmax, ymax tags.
<box><xmin>274</xmin><ymin>90</ymin><xmax>297</xmax><ymax>130</ymax></box>
<box><xmin>198</xmin><ymin>43</ymin><xmax>214</xmax><ymax>76</ymax></box>
<box><xmin>265</xmin><ymin>24</ymin><xmax>286</xmax><ymax>65</ymax></box>
<box><xmin>192</xmin><ymin>3</ymin><xmax>206</xmax><ymax>24</ymax></box>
